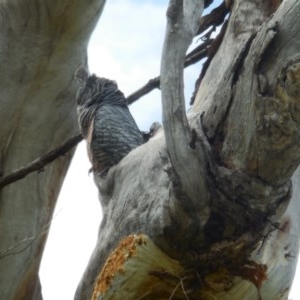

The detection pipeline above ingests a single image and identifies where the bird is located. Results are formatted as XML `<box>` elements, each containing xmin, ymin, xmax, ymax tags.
<box><xmin>75</xmin><ymin>67</ymin><xmax>144</xmax><ymax>176</ymax></box>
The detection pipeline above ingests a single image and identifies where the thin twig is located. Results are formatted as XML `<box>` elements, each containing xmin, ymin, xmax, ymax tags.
<box><xmin>197</xmin><ymin>1</ymin><xmax>229</xmax><ymax>36</ymax></box>
<box><xmin>168</xmin><ymin>276</ymin><xmax>190</xmax><ymax>300</ymax></box>
<box><xmin>127</xmin><ymin>76</ymin><xmax>160</xmax><ymax>105</ymax></box>
<box><xmin>169</xmin><ymin>281</ymin><xmax>181</xmax><ymax>300</ymax></box>
<box><xmin>180</xmin><ymin>277</ymin><xmax>190</xmax><ymax>300</ymax></box>
<box><xmin>0</xmin><ymin>133</ymin><xmax>83</xmax><ymax>189</ymax></box>
<box><xmin>184</xmin><ymin>38</ymin><xmax>213</xmax><ymax>68</ymax></box>
<box><xmin>0</xmin><ymin>221</ymin><xmax>51</xmax><ymax>259</ymax></box>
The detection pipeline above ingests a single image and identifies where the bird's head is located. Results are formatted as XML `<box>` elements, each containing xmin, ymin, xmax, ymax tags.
<box><xmin>75</xmin><ymin>67</ymin><xmax>126</xmax><ymax>109</ymax></box>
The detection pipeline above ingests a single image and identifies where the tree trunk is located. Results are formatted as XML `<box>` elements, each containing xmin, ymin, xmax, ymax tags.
<box><xmin>0</xmin><ymin>1</ymin><xmax>104</xmax><ymax>299</ymax></box>
<box><xmin>75</xmin><ymin>0</ymin><xmax>300</xmax><ymax>299</ymax></box>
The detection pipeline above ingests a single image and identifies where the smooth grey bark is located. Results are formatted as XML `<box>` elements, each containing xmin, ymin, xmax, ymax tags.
<box><xmin>76</xmin><ymin>0</ymin><xmax>300</xmax><ymax>300</ymax></box>
<box><xmin>161</xmin><ymin>1</ymin><xmax>208</xmax><ymax>211</ymax></box>
<box><xmin>0</xmin><ymin>1</ymin><xmax>105</xmax><ymax>299</ymax></box>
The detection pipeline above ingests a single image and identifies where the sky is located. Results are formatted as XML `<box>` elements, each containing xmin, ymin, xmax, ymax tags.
<box><xmin>39</xmin><ymin>1</ymin><xmax>300</xmax><ymax>299</ymax></box>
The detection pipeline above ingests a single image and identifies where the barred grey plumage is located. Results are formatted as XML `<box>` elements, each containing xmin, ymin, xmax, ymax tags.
<box><xmin>75</xmin><ymin>67</ymin><xmax>144</xmax><ymax>175</ymax></box>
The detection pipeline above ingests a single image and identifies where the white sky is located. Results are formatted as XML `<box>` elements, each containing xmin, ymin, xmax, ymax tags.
<box><xmin>39</xmin><ymin>1</ymin><xmax>300</xmax><ymax>299</ymax></box>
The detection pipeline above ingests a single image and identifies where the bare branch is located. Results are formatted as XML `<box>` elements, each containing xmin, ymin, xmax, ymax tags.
<box><xmin>0</xmin><ymin>133</ymin><xmax>83</xmax><ymax>189</ymax></box>
<box><xmin>160</xmin><ymin>1</ymin><xmax>207</xmax><ymax>201</ymax></box>
<box><xmin>127</xmin><ymin>3</ymin><xmax>227</xmax><ymax>105</ymax></box>
<box><xmin>127</xmin><ymin>77</ymin><xmax>160</xmax><ymax>105</ymax></box>
<box><xmin>161</xmin><ymin>0</ymin><xmax>202</xmax><ymax>147</ymax></box>
<box><xmin>197</xmin><ymin>1</ymin><xmax>229</xmax><ymax>36</ymax></box>
<box><xmin>184</xmin><ymin>38</ymin><xmax>213</xmax><ymax>67</ymax></box>
<box><xmin>126</xmin><ymin>41</ymin><xmax>213</xmax><ymax>105</ymax></box>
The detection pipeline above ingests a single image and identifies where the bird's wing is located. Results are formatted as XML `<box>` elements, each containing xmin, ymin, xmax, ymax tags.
<box><xmin>90</xmin><ymin>105</ymin><xmax>144</xmax><ymax>173</ymax></box>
